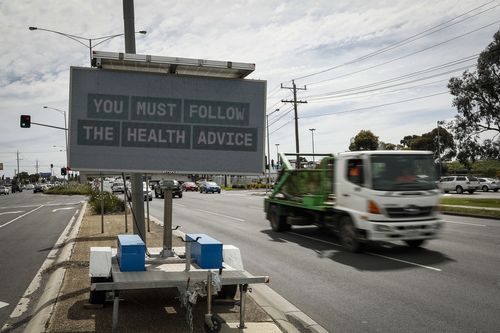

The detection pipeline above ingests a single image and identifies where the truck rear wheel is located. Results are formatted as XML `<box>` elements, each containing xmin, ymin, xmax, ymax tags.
<box><xmin>339</xmin><ymin>216</ymin><xmax>362</xmax><ymax>252</ymax></box>
<box><xmin>270</xmin><ymin>205</ymin><xmax>290</xmax><ymax>232</ymax></box>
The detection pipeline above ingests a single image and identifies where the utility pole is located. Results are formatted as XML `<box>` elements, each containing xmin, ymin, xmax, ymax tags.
<box><xmin>36</xmin><ymin>160</ymin><xmax>39</xmax><ymax>174</ymax></box>
<box><xmin>281</xmin><ymin>80</ymin><xmax>307</xmax><ymax>167</ymax></box>
<box><xmin>16</xmin><ymin>151</ymin><xmax>20</xmax><ymax>178</ymax></box>
<box><xmin>309</xmin><ymin>128</ymin><xmax>316</xmax><ymax>164</ymax></box>
<box><xmin>123</xmin><ymin>0</ymin><xmax>146</xmax><ymax>242</ymax></box>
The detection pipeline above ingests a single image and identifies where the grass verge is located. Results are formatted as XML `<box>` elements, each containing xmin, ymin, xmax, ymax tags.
<box><xmin>440</xmin><ymin>197</ymin><xmax>500</xmax><ymax>219</ymax></box>
<box><xmin>440</xmin><ymin>197</ymin><xmax>500</xmax><ymax>208</ymax></box>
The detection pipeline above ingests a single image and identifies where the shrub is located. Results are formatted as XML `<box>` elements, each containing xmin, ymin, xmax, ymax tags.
<box><xmin>45</xmin><ymin>183</ymin><xmax>93</xmax><ymax>195</ymax></box>
<box><xmin>88</xmin><ymin>191</ymin><xmax>125</xmax><ymax>214</ymax></box>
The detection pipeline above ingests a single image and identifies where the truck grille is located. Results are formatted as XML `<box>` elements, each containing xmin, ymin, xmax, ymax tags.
<box><xmin>385</xmin><ymin>206</ymin><xmax>433</xmax><ymax>218</ymax></box>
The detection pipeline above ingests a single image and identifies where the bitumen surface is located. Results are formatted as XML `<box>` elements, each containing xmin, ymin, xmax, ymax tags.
<box><xmin>2</xmin><ymin>202</ymin><xmax>327</xmax><ymax>333</ymax></box>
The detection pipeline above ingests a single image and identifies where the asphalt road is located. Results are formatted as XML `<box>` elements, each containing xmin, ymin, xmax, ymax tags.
<box><xmin>144</xmin><ymin>190</ymin><xmax>500</xmax><ymax>332</ymax></box>
<box><xmin>0</xmin><ymin>191</ymin><xmax>85</xmax><ymax>328</ymax></box>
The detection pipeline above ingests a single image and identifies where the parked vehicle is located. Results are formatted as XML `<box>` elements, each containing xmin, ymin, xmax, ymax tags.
<box><xmin>154</xmin><ymin>180</ymin><xmax>183</xmax><ymax>198</ymax></box>
<box><xmin>26</xmin><ymin>184</ymin><xmax>35</xmax><ymax>190</ymax></box>
<box><xmin>265</xmin><ymin>151</ymin><xmax>444</xmax><ymax>252</ymax></box>
<box><xmin>199</xmin><ymin>181</ymin><xmax>221</xmax><ymax>194</ymax></box>
<box><xmin>477</xmin><ymin>178</ymin><xmax>500</xmax><ymax>192</ymax></box>
<box><xmin>438</xmin><ymin>175</ymin><xmax>480</xmax><ymax>194</ymax></box>
<box><xmin>0</xmin><ymin>186</ymin><xmax>10</xmax><ymax>195</ymax></box>
<box><xmin>111</xmin><ymin>182</ymin><xmax>125</xmax><ymax>193</ymax></box>
<box><xmin>182</xmin><ymin>182</ymin><xmax>198</xmax><ymax>191</ymax></box>
<box><xmin>33</xmin><ymin>184</ymin><xmax>46</xmax><ymax>193</ymax></box>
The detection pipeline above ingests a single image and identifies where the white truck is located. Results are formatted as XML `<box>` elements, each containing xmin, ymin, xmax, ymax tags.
<box><xmin>264</xmin><ymin>151</ymin><xmax>444</xmax><ymax>252</ymax></box>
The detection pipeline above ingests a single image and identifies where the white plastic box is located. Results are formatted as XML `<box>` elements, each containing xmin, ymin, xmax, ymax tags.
<box><xmin>89</xmin><ymin>247</ymin><xmax>112</xmax><ymax>277</ymax></box>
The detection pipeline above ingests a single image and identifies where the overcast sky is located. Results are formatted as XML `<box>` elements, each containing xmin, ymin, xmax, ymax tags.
<box><xmin>1</xmin><ymin>0</ymin><xmax>499</xmax><ymax>178</ymax></box>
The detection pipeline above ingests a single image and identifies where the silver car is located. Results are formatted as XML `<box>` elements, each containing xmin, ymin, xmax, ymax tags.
<box><xmin>438</xmin><ymin>175</ymin><xmax>480</xmax><ymax>194</ymax></box>
<box><xmin>477</xmin><ymin>178</ymin><xmax>500</xmax><ymax>192</ymax></box>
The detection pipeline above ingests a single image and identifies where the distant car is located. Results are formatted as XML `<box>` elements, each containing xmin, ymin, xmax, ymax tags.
<box><xmin>112</xmin><ymin>182</ymin><xmax>125</xmax><ymax>193</ymax></box>
<box><xmin>154</xmin><ymin>180</ymin><xmax>182</xmax><ymax>198</ymax></box>
<box><xmin>33</xmin><ymin>184</ymin><xmax>46</xmax><ymax>193</ymax></box>
<box><xmin>182</xmin><ymin>182</ymin><xmax>198</xmax><ymax>192</ymax></box>
<box><xmin>438</xmin><ymin>175</ymin><xmax>480</xmax><ymax>194</ymax></box>
<box><xmin>26</xmin><ymin>184</ymin><xmax>35</xmax><ymax>190</ymax></box>
<box><xmin>478</xmin><ymin>178</ymin><xmax>500</xmax><ymax>192</ymax></box>
<box><xmin>0</xmin><ymin>186</ymin><xmax>10</xmax><ymax>195</ymax></box>
<box><xmin>199</xmin><ymin>181</ymin><xmax>221</xmax><ymax>194</ymax></box>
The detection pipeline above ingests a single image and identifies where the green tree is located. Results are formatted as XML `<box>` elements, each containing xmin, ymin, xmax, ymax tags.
<box><xmin>448</xmin><ymin>30</ymin><xmax>500</xmax><ymax>164</ymax></box>
<box><xmin>400</xmin><ymin>127</ymin><xmax>455</xmax><ymax>161</ymax></box>
<box><xmin>349</xmin><ymin>130</ymin><xmax>379</xmax><ymax>151</ymax></box>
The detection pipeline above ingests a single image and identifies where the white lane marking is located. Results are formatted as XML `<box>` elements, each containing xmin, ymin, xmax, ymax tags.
<box><xmin>443</xmin><ymin>220</ymin><xmax>486</xmax><ymax>227</ymax></box>
<box><xmin>366</xmin><ymin>252</ymin><xmax>442</xmax><ymax>272</ymax></box>
<box><xmin>0</xmin><ymin>211</ymin><xmax>25</xmax><ymax>216</ymax></box>
<box><xmin>52</xmin><ymin>207</ymin><xmax>76</xmax><ymax>213</ymax></box>
<box><xmin>0</xmin><ymin>301</ymin><xmax>8</xmax><ymax>309</ymax></box>
<box><xmin>0</xmin><ymin>205</ymin><xmax>44</xmax><ymax>229</ymax></box>
<box><xmin>290</xmin><ymin>232</ymin><xmax>442</xmax><ymax>272</ymax></box>
<box><xmin>195</xmin><ymin>209</ymin><xmax>245</xmax><ymax>222</ymax></box>
<box><xmin>174</xmin><ymin>203</ymin><xmax>187</xmax><ymax>207</ymax></box>
<box><xmin>0</xmin><ymin>202</ymin><xmax>83</xmax><ymax>210</ymax></box>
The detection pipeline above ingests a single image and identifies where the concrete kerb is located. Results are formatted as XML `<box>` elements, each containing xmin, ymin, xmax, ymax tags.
<box><xmin>148</xmin><ymin>214</ymin><xmax>329</xmax><ymax>333</ymax></box>
<box><xmin>0</xmin><ymin>201</ymin><xmax>87</xmax><ymax>333</ymax></box>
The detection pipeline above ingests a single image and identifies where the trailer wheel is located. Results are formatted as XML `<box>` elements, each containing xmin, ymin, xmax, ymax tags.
<box><xmin>270</xmin><ymin>205</ymin><xmax>290</xmax><ymax>232</ymax></box>
<box><xmin>339</xmin><ymin>216</ymin><xmax>362</xmax><ymax>252</ymax></box>
<box><xmin>404</xmin><ymin>239</ymin><xmax>426</xmax><ymax>248</ymax></box>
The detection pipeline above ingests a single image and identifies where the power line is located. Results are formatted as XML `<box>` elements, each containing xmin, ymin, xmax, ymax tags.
<box><xmin>270</xmin><ymin>118</ymin><xmax>294</xmax><ymax>135</ymax></box>
<box><xmin>303</xmin><ymin>91</ymin><xmax>449</xmax><ymax>119</ymax></box>
<box><xmin>290</xmin><ymin>1</ymin><xmax>498</xmax><ymax>82</ymax></box>
<box><xmin>304</xmin><ymin>53</ymin><xmax>478</xmax><ymax>96</ymax></box>
<box><xmin>308</xmin><ymin>64</ymin><xmax>475</xmax><ymax>101</ymax></box>
<box><xmin>269</xmin><ymin>106</ymin><xmax>294</xmax><ymax>127</ymax></box>
<box><xmin>302</xmin><ymin>19</ymin><xmax>500</xmax><ymax>86</ymax></box>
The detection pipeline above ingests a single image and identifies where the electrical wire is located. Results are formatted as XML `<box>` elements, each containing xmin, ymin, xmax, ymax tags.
<box><xmin>304</xmin><ymin>54</ymin><xmax>478</xmax><ymax>97</ymax></box>
<box><xmin>269</xmin><ymin>106</ymin><xmax>294</xmax><ymax>127</ymax></box>
<box><xmin>303</xmin><ymin>91</ymin><xmax>449</xmax><ymax>119</ymax></box>
<box><xmin>270</xmin><ymin>118</ymin><xmax>295</xmax><ymax>135</ymax></box>
<box><xmin>290</xmin><ymin>1</ymin><xmax>499</xmax><ymax>83</ymax></box>
<box><xmin>302</xmin><ymin>19</ymin><xmax>500</xmax><ymax>86</ymax></box>
<box><xmin>308</xmin><ymin>64</ymin><xmax>475</xmax><ymax>101</ymax></box>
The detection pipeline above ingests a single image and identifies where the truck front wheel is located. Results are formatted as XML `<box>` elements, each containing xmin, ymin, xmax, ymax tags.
<box><xmin>270</xmin><ymin>205</ymin><xmax>290</xmax><ymax>232</ymax></box>
<box><xmin>339</xmin><ymin>216</ymin><xmax>362</xmax><ymax>252</ymax></box>
<box><xmin>404</xmin><ymin>239</ymin><xmax>426</xmax><ymax>248</ymax></box>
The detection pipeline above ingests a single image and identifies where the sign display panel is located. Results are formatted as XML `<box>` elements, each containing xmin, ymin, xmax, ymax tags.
<box><xmin>69</xmin><ymin>67</ymin><xmax>266</xmax><ymax>174</ymax></box>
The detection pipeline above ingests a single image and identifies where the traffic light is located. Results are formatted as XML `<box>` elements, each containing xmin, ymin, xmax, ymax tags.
<box><xmin>51</xmin><ymin>163</ymin><xmax>53</xmax><ymax>169</ymax></box>
<box><xmin>61</xmin><ymin>167</ymin><xmax>67</xmax><ymax>176</ymax></box>
<box><xmin>20</xmin><ymin>115</ymin><xmax>31</xmax><ymax>128</ymax></box>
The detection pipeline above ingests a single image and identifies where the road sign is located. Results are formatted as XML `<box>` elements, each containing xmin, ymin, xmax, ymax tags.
<box><xmin>69</xmin><ymin>67</ymin><xmax>266</xmax><ymax>174</ymax></box>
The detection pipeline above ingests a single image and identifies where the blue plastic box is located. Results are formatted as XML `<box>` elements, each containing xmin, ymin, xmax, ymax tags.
<box><xmin>186</xmin><ymin>234</ymin><xmax>223</xmax><ymax>269</ymax></box>
<box><xmin>117</xmin><ymin>234</ymin><xmax>145</xmax><ymax>272</ymax></box>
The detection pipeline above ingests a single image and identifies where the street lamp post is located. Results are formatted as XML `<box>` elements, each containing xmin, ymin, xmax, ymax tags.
<box><xmin>266</xmin><ymin>108</ymin><xmax>280</xmax><ymax>192</ymax></box>
<box><xmin>44</xmin><ymin>106</ymin><xmax>68</xmax><ymax>171</ymax></box>
<box><xmin>28</xmin><ymin>26</ymin><xmax>146</xmax><ymax>65</ymax></box>
<box><xmin>309</xmin><ymin>128</ymin><xmax>316</xmax><ymax>163</ymax></box>
<box><xmin>437</xmin><ymin>120</ymin><xmax>445</xmax><ymax>177</ymax></box>
<box><xmin>275</xmin><ymin>144</ymin><xmax>280</xmax><ymax>170</ymax></box>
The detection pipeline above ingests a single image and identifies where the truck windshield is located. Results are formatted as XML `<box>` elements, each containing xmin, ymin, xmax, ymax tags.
<box><xmin>370</xmin><ymin>154</ymin><xmax>437</xmax><ymax>191</ymax></box>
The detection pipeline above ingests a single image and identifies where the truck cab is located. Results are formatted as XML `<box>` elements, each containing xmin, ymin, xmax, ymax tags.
<box><xmin>335</xmin><ymin>151</ymin><xmax>443</xmax><ymax>250</ymax></box>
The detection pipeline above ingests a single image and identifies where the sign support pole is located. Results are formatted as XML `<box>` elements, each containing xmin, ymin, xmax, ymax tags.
<box><xmin>123</xmin><ymin>0</ymin><xmax>146</xmax><ymax>243</ymax></box>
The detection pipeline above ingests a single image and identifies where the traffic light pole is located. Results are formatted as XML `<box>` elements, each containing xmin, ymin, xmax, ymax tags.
<box><xmin>31</xmin><ymin>122</ymin><xmax>67</xmax><ymax>131</ymax></box>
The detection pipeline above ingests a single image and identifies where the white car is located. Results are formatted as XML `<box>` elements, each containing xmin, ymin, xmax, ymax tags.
<box><xmin>111</xmin><ymin>182</ymin><xmax>125</xmax><ymax>193</ymax></box>
<box><xmin>477</xmin><ymin>178</ymin><xmax>500</xmax><ymax>192</ymax></box>
<box><xmin>0</xmin><ymin>186</ymin><xmax>10</xmax><ymax>195</ymax></box>
<box><xmin>438</xmin><ymin>175</ymin><xmax>480</xmax><ymax>194</ymax></box>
